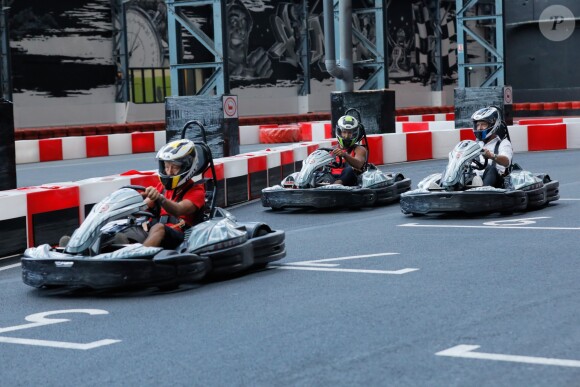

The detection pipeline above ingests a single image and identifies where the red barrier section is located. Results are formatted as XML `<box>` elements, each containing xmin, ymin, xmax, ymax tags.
<box><xmin>246</xmin><ymin>154</ymin><xmax>268</xmax><ymax>200</ymax></box>
<box><xmin>23</xmin><ymin>185</ymin><xmax>80</xmax><ymax>247</ymax></box>
<box><xmin>557</xmin><ymin>101</ymin><xmax>572</xmax><ymax>110</ymax></box>
<box><xmin>259</xmin><ymin>126</ymin><xmax>301</xmax><ymax>143</ymax></box>
<box><xmin>528</xmin><ymin>124</ymin><xmax>567</xmax><ymax>151</ymax></box>
<box><xmin>131</xmin><ymin>132</ymin><xmax>156</xmax><ymax>153</ymax></box>
<box><xmin>422</xmin><ymin>114</ymin><xmax>435</xmax><ymax>122</ymax></box>
<box><xmin>445</xmin><ymin>113</ymin><xmax>455</xmax><ymax>121</ymax></box>
<box><xmin>543</xmin><ymin>102</ymin><xmax>557</xmax><ymax>110</ymax></box>
<box><xmin>306</xmin><ymin>144</ymin><xmax>319</xmax><ymax>154</ymax></box>
<box><xmin>325</xmin><ymin>123</ymin><xmax>333</xmax><ymax>139</ymax></box>
<box><xmin>459</xmin><ymin>129</ymin><xmax>476</xmax><ymax>141</ymax></box>
<box><xmin>402</xmin><ymin>122</ymin><xmax>429</xmax><ymax>133</ymax></box>
<box><xmin>299</xmin><ymin>122</ymin><xmax>312</xmax><ymax>141</ymax></box>
<box><xmin>514</xmin><ymin>103</ymin><xmax>530</xmax><ymax>111</ymax></box>
<box><xmin>366</xmin><ymin>136</ymin><xmax>383</xmax><ymax>166</ymax></box>
<box><xmin>406</xmin><ymin>132</ymin><xmax>433</xmax><ymax>161</ymax></box>
<box><xmin>120</xmin><ymin>170</ymin><xmax>159</xmax><ymax>187</ymax></box>
<box><xmin>280</xmin><ymin>149</ymin><xmax>294</xmax><ymax>165</ymax></box>
<box><xmin>39</xmin><ymin>138</ymin><xmax>63</xmax><ymax>162</ymax></box>
<box><xmin>247</xmin><ymin>154</ymin><xmax>267</xmax><ymax>174</ymax></box>
<box><xmin>396</xmin><ymin>116</ymin><xmax>409</xmax><ymax>122</ymax></box>
<box><xmin>86</xmin><ymin>135</ymin><xmax>109</xmax><ymax>158</ymax></box>
<box><xmin>529</xmin><ymin>103</ymin><xmax>543</xmax><ymax>111</ymax></box>
<box><xmin>518</xmin><ymin>118</ymin><xmax>563</xmax><ymax>125</ymax></box>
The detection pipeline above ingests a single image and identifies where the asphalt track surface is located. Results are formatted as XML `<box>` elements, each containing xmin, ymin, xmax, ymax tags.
<box><xmin>2</xmin><ymin>148</ymin><xmax>579</xmax><ymax>386</ymax></box>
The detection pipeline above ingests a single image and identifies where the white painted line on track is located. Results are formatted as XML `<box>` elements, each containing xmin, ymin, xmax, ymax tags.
<box><xmin>0</xmin><ymin>336</ymin><xmax>120</xmax><ymax>350</ymax></box>
<box><xmin>288</xmin><ymin>252</ymin><xmax>400</xmax><ymax>267</ymax></box>
<box><xmin>276</xmin><ymin>266</ymin><xmax>418</xmax><ymax>275</ymax></box>
<box><xmin>399</xmin><ymin>223</ymin><xmax>580</xmax><ymax>231</ymax></box>
<box><xmin>436</xmin><ymin>344</ymin><xmax>580</xmax><ymax>368</ymax></box>
<box><xmin>559</xmin><ymin>198</ymin><xmax>580</xmax><ymax>201</ymax></box>
<box><xmin>0</xmin><ymin>263</ymin><xmax>20</xmax><ymax>272</ymax></box>
<box><xmin>274</xmin><ymin>252</ymin><xmax>418</xmax><ymax>275</ymax></box>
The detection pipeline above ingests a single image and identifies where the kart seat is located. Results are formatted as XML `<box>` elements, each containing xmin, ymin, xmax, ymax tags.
<box><xmin>193</xmin><ymin>143</ymin><xmax>212</xmax><ymax>177</ymax></box>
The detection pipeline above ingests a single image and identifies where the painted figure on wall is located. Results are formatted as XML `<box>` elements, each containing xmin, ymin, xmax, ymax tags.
<box><xmin>227</xmin><ymin>0</ymin><xmax>272</xmax><ymax>79</ymax></box>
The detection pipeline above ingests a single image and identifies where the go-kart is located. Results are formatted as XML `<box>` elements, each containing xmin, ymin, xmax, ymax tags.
<box><xmin>261</xmin><ymin>147</ymin><xmax>411</xmax><ymax>210</ymax></box>
<box><xmin>400</xmin><ymin>140</ymin><xmax>560</xmax><ymax>216</ymax></box>
<box><xmin>21</xmin><ymin>121</ymin><xmax>286</xmax><ymax>290</ymax></box>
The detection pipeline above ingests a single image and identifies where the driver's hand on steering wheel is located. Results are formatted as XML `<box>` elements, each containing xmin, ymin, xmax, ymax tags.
<box><xmin>483</xmin><ymin>149</ymin><xmax>495</xmax><ymax>159</ymax></box>
<box><xmin>331</xmin><ymin>148</ymin><xmax>347</xmax><ymax>158</ymax></box>
<box><xmin>143</xmin><ymin>186</ymin><xmax>161</xmax><ymax>202</ymax></box>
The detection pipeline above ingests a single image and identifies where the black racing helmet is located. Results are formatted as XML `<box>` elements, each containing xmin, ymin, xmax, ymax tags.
<box><xmin>156</xmin><ymin>139</ymin><xmax>198</xmax><ymax>190</ymax></box>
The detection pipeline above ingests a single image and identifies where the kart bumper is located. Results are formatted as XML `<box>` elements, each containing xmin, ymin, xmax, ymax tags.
<box><xmin>261</xmin><ymin>179</ymin><xmax>410</xmax><ymax>210</ymax></box>
<box><xmin>21</xmin><ymin>251</ymin><xmax>209</xmax><ymax>290</ymax></box>
<box><xmin>400</xmin><ymin>188</ymin><xmax>528</xmax><ymax>215</ymax></box>
<box><xmin>200</xmin><ymin>230</ymin><xmax>286</xmax><ymax>276</ymax></box>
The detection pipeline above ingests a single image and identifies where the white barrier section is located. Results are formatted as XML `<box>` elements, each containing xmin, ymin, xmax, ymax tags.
<box><xmin>563</xmin><ymin>117</ymin><xmax>580</xmax><ymax>124</ymax></box>
<box><xmin>218</xmin><ymin>156</ymin><xmax>249</xmax><ymax>179</ymax></box>
<box><xmin>154</xmin><ymin>131</ymin><xmax>166</xmax><ymax>151</ymax></box>
<box><xmin>434</xmin><ymin>113</ymin><xmax>448</xmax><ymax>121</ymax></box>
<box><xmin>15</xmin><ymin>139</ymin><xmax>40</xmax><ymax>164</ymax></box>
<box><xmin>429</xmin><ymin>121</ymin><xmax>455</xmax><ymax>131</ymax></box>
<box><xmin>407</xmin><ymin>115</ymin><xmax>423</xmax><ymax>122</ymax></box>
<box><xmin>566</xmin><ymin>122</ymin><xmax>580</xmax><ymax>149</ymax></box>
<box><xmin>62</xmin><ymin>136</ymin><xmax>87</xmax><ymax>160</ymax></box>
<box><xmin>312</xmin><ymin>139</ymin><xmax>333</xmax><ymax>149</ymax></box>
<box><xmin>108</xmin><ymin>133</ymin><xmax>132</xmax><ymax>156</ymax></box>
<box><xmin>508</xmin><ymin>125</ymin><xmax>529</xmax><ymax>153</ymax></box>
<box><xmin>395</xmin><ymin>122</ymin><xmax>404</xmax><ymax>133</ymax></box>
<box><xmin>432</xmin><ymin>130</ymin><xmax>460</xmax><ymax>160</ymax></box>
<box><xmin>76</xmin><ymin>175</ymin><xmax>133</xmax><ymax>219</ymax></box>
<box><xmin>312</xmin><ymin>121</ymin><xmax>330</xmax><ymax>141</ymax></box>
<box><xmin>292</xmin><ymin>143</ymin><xmax>310</xmax><ymax>167</ymax></box>
<box><xmin>382</xmin><ymin>133</ymin><xmax>407</xmax><ymax>164</ymax></box>
<box><xmin>0</xmin><ymin>189</ymin><xmax>27</xmax><ymax>221</ymax></box>
<box><xmin>239</xmin><ymin>125</ymin><xmax>260</xmax><ymax>145</ymax></box>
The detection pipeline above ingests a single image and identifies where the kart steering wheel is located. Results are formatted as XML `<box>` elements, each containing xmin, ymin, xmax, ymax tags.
<box><xmin>318</xmin><ymin>147</ymin><xmax>334</xmax><ymax>153</ymax></box>
<box><xmin>471</xmin><ymin>155</ymin><xmax>489</xmax><ymax>170</ymax></box>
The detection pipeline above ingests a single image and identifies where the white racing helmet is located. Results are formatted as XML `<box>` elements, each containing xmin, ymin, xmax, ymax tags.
<box><xmin>156</xmin><ymin>139</ymin><xmax>198</xmax><ymax>190</ymax></box>
<box><xmin>336</xmin><ymin>115</ymin><xmax>362</xmax><ymax>148</ymax></box>
<box><xmin>471</xmin><ymin>106</ymin><xmax>506</xmax><ymax>143</ymax></box>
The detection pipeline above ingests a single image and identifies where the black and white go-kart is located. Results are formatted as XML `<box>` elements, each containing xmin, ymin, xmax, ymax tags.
<box><xmin>21</xmin><ymin>121</ymin><xmax>286</xmax><ymax>290</ymax></box>
<box><xmin>261</xmin><ymin>147</ymin><xmax>411</xmax><ymax>210</ymax></box>
<box><xmin>400</xmin><ymin>140</ymin><xmax>559</xmax><ymax>216</ymax></box>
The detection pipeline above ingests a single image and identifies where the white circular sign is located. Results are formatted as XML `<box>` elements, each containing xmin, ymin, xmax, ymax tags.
<box><xmin>504</xmin><ymin>86</ymin><xmax>513</xmax><ymax>105</ymax></box>
<box><xmin>223</xmin><ymin>96</ymin><xmax>238</xmax><ymax>118</ymax></box>
<box><xmin>539</xmin><ymin>5</ymin><xmax>575</xmax><ymax>42</ymax></box>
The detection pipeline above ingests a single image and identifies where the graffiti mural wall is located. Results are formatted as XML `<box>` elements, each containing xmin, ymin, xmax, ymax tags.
<box><xmin>6</xmin><ymin>0</ymin><xmax>458</xmax><ymax>127</ymax></box>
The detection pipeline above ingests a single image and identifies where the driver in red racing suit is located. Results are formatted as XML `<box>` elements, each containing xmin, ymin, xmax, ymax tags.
<box><xmin>330</xmin><ymin>114</ymin><xmax>368</xmax><ymax>186</ymax></box>
<box><xmin>142</xmin><ymin>139</ymin><xmax>206</xmax><ymax>249</ymax></box>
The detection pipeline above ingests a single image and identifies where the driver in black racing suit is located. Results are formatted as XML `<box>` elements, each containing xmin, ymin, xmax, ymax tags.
<box><xmin>330</xmin><ymin>114</ymin><xmax>368</xmax><ymax>186</ymax></box>
<box><xmin>471</xmin><ymin>106</ymin><xmax>513</xmax><ymax>188</ymax></box>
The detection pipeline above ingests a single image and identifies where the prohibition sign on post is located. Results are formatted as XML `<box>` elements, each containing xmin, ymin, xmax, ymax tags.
<box><xmin>223</xmin><ymin>96</ymin><xmax>238</xmax><ymax>118</ymax></box>
<box><xmin>504</xmin><ymin>86</ymin><xmax>513</xmax><ymax>105</ymax></box>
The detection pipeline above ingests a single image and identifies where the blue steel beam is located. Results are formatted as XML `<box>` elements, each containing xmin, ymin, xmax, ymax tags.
<box><xmin>456</xmin><ymin>0</ymin><xmax>504</xmax><ymax>87</ymax></box>
<box><xmin>167</xmin><ymin>0</ymin><xmax>226</xmax><ymax>96</ymax></box>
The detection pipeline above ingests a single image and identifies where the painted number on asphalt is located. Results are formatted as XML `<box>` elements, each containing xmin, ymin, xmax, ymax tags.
<box><xmin>0</xmin><ymin>309</ymin><xmax>121</xmax><ymax>350</ymax></box>
<box><xmin>483</xmin><ymin>217</ymin><xmax>550</xmax><ymax>226</ymax></box>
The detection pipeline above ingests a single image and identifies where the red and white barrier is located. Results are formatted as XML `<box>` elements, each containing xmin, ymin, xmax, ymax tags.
<box><xmin>5</xmin><ymin>123</ymin><xmax>580</xmax><ymax>255</ymax></box>
<box><xmin>15</xmin><ymin>131</ymin><xmax>167</xmax><ymax>164</ymax></box>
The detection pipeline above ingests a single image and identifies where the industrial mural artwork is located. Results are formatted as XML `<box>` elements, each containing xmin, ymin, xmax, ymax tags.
<box><xmin>6</xmin><ymin>0</ymin><xmax>457</xmax><ymax>99</ymax></box>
